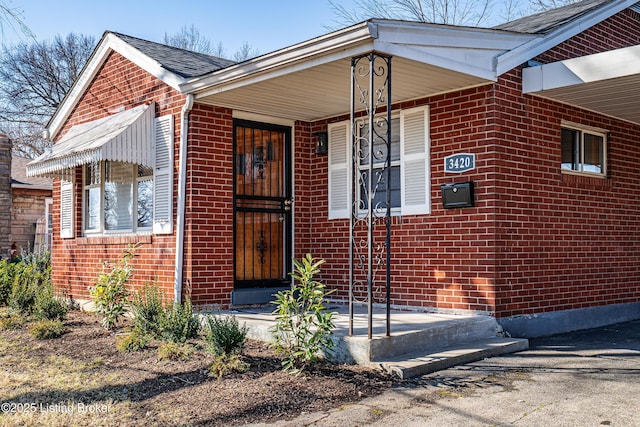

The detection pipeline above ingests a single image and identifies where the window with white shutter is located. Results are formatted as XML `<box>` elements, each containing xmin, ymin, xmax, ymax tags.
<box><xmin>152</xmin><ymin>115</ymin><xmax>174</xmax><ymax>234</ymax></box>
<box><xmin>328</xmin><ymin>121</ymin><xmax>350</xmax><ymax>219</ymax></box>
<box><xmin>60</xmin><ymin>176</ymin><xmax>74</xmax><ymax>238</ymax></box>
<box><xmin>327</xmin><ymin>106</ymin><xmax>430</xmax><ymax>219</ymax></box>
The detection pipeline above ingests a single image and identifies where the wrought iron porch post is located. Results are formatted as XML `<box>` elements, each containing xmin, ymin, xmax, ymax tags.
<box><xmin>348</xmin><ymin>52</ymin><xmax>392</xmax><ymax>339</ymax></box>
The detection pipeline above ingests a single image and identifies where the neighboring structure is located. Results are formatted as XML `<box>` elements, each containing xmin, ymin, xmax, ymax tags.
<box><xmin>11</xmin><ymin>156</ymin><xmax>53</xmax><ymax>253</ymax></box>
<box><xmin>0</xmin><ymin>133</ymin><xmax>53</xmax><ymax>258</ymax></box>
<box><xmin>28</xmin><ymin>0</ymin><xmax>640</xmax><ymax>337</ymax></box>
<box><xmin>0</xmin><ymin>134</ymin><xmax>11</xmax><ymax>258</ymax></box>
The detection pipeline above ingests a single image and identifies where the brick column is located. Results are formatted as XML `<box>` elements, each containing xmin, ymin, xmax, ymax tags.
<box><xmin>0</xmin><ymin>133</ymin><xmax>12</xmax><ymax>258</ymax></box>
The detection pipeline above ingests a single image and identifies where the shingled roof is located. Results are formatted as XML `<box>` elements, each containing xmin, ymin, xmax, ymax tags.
<box><xmin>494</xmin><ymin>0</ymin><xmax>613</xmax><ymax>34</ymax></box>
<box><xmin>110</xmin><ymin>32</ymin><xmax>237</xmax><ymax>78</ymax></box>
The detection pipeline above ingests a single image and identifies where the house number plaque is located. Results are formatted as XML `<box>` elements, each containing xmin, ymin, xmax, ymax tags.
<box><xmin>444</xmin><ymin>153</ymin><xmax>475</xmax><ymax>173</ymax></box>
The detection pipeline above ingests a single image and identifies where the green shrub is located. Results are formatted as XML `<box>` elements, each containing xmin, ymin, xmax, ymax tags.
<box><xmin>28</xmin><ymin>319</ymin><xmax>65</xmax><ymax>339</ymax></box>
<box><xmin>131</xmin><ymin>284</ymin><xmax>164</xmax><ymax>337</ymax></box>
<box><xmin>34</xmin><ymin>281</ymin><xmax>68</xmax><ymax>321</ymax></box>
<box><xmin>159</xmin><ymin>298</ymin><xmax>200</xmax><ymax>343</ymax></box>
<box><xmin>115</xmin><ymin>330</ymin><xmax>149</xmax><ymax>352</ymax></box>
<box><xmin>208</xmin><ymin>353</ymin><xmax>249</xmax><ymax>379</ymax></box>
<box><xmin>157</xmin><ymin>341</ymin><xmax>194</xmax><ymax>361</ymax></box>
<box><xmin>8</xmin><ymin>263</ymin><xmax>47</xmax><ymax>315</ymax></box>
<box><xmin>270</xmin><ymin>254</ymin><xmax>336</xmax><ymax>374</ymax></box>
<box><xmin>204</xmin><ymin>314</ymin><xmax>247</xmax><ymax>356</ymax></box>
<box><xmin>90</xmin><ymin>244</ymin><xmax>138</xmax><ymax>330</ymax></box>
<box><xmin>0</xmin><ymin>312</ymin><xmax>26</xmax><ymax>330</ymax></box>
<box><xmin>0</xmin><ymin>260</ymin><xmax>21</xmax><ymax>306</ymax></box>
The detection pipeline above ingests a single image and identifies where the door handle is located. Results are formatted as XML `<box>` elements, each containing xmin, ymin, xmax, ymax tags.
<box><xmin>283</xmin><ymin>199</ymin><xmax>293</xmax><ymax>211</ymax></box>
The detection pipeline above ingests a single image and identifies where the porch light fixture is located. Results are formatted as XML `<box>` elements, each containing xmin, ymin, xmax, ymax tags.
<box><xmin>315</xmin><ymin>131</ymin><xmax>328</xmax><ymax>155</ymax></box>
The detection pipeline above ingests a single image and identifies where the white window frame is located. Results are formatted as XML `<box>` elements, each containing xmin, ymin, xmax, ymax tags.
<box><xmin>355</xmin><ymin>114</ymin><xmax>401</xmax><ymax>216</ymax></box>
<box><xmin>560</xmin><ymin>120</ymin><xmax>607</xmax><ymax>177</ymax></box>
<box><xmin>82</xmin><ymin>160</ymin><xmax>153</xmax><ymax>235</ymax></box>
<box><xmin>328</xmin><ymin>105</ymin><xmax>430</xmax><ymax>219</ymax></box>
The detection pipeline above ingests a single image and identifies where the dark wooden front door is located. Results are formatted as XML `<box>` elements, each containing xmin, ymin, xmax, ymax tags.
<box><xmin>233</xmin><ymin>120</ymin><xmax>292</xmax><ymax>303</ymax></box>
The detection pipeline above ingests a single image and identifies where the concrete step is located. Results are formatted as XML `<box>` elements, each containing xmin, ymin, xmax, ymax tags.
<box><xmin>334</xmin><ymin>314</ymin><xmax>503</xmax><ymax>364</ymax></box>
<box><xmin>371</xmin><ymin>337</ymin><xmax>529</xmax><ymax>379</ymax></box>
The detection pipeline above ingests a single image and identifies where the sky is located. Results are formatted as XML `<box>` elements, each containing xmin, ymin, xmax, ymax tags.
<box><xmin>0</xmin><ymin>0</ymin><xmax>358</xmax><ymax>56</ymax></box>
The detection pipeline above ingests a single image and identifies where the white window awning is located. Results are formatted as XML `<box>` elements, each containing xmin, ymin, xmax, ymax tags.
<box><xmin>27</xmin><ymin>103</ymin><xmax>155</xmax><ymax>177</ymax></box>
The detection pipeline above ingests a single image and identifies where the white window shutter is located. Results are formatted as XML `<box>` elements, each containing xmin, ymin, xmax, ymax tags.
<box><xmin>153</xmin><ymin>115</ymin><xmax>174</xmax><ymax>234</ymax></box>
<box><xmin>328</xmin><ymin>121</ymin><xmax>350</xmax><ymax>219</ymax></box>
<box><xmin>400</xmin><ymin>106</ymin><xmax>430</xmax><ymax>215</ymax></box>
<box><xmin>60</xmin><ymin>178</ymin><xmax>74</xmax><ymax>238</ymax></box>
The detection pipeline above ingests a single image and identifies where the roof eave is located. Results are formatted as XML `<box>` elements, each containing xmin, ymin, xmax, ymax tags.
<box><xmin>495</xmin><ymin>0</ymin><xmax>638</xmax><ymax>76</ymax></box>
<box><xmin>181</xmin><ymin>21</ymin><xmax>378</xmax><ymax>95</ymax></box>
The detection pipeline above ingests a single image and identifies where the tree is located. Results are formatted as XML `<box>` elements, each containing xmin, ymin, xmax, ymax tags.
<box><xmin>164</xmin><ymin>25</ymin><xmax>259</xmax><ymax>61</ymax></box>
<box><xmin>329</xmin><ymin>0</ymin><xmax>580</xmax><ymax>28</ymax></box>
<box><xmin>0</xmin><ymin>0</ymin><xmax>33</xmax><ymax>42</ymax></box>
<box><xmin>0</xmin><ymin>33</ymin><xmax>95</xmax><ymax>157</ymax></box>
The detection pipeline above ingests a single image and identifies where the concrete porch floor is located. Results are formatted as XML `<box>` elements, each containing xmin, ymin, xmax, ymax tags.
<box><xmin>221</xmin><ymin>304</ymin><xmax>529</xmax><ymax>379</ymax></box>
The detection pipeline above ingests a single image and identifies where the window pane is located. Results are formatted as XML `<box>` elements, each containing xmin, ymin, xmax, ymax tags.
<box><xmin>359</xmin><ymin>166</ymin><xmax>401</xmax><ymax>210</ymax></box>
<box><xmin>137</xmin><ymin>179</ymin><xmax>153</xmax><ymax>228</ymax></box>
<box><xmin>561</xmin><ymin>128</ymin><xmax>579</xmax><ymax>171</ymax></box>
<box><xmin>583</xmin><ymin>133</ymin><xmax>604</xmax><ymax>174</ymax></box>
<box><xmin>85</xmin><ymin>187</ymin><xmax>101</xmax><ymax>231</ymax></box>
<box><xmin>104</xmin><ymin>162</ymin><xmax>133</xmax><ymax>231</ymax></box>
<box><xmin>359</xmin><ymin>118</ymin><xmax>400</xmax><ymax>165</ymax></box>
<box><xmin>85</xmin><ymin>161</ymin><xmax>100</xmax><ymax>185</ymax></box>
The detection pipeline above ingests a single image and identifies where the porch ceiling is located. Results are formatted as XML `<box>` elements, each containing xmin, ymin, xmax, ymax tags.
<box><xmin>523</xmin><ymin>44</ymin><xmax>640</xmax><ymax>125</ymax></box>
<box><xmin>192</xmin><ymin>56</ymin><xmax>491</xmax><ymax>122</ymax></box>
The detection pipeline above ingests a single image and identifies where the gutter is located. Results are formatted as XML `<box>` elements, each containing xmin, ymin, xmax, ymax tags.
<box><xmin>174</xmin><ymin>94</ymin><xmax>194</xmax><ymax>303</ymax></box>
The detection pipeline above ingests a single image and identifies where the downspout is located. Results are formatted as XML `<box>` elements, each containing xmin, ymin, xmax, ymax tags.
<box><xmin>174</xmin><ymin>94</ymin><xmax>194</xmax><ymax>303</ymax></box>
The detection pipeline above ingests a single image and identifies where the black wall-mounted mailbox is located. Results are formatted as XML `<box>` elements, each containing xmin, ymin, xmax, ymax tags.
<box><xmin>441</xmin><ymin>181</ymin><xmax>474</xmax><ymax>209</ymax></box>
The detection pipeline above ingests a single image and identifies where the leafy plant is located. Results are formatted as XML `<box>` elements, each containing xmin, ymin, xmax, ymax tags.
<box><xmin>115</xmin><ymin>330</ymin><xmax>149</xmax><ymax>352</ymax></box>
<box><xmin>158</xmin><ymin>298</ymin><xmax>200</xmax><ymax>343</ymax></box>
<box><xmin>157</xmin><ymin>341</ymin><xmax>194</xmax><ymax>361</ymax></box>
<box><xmin>34</xmin><ymin>281</ymin><xmax>68</xmax><ymax>321</ymax></box>
<box><xmin>0</xmin><ymin>312</ymin><xmax>26</xmax><ymax>330</ymax></box>
<box><xmin>28</xmin><ymin>319</ymin><xmax>65</xmax><ymax>339</ymax></box>
<box><xmin>270</xmin><ymin>254</ymin><xmax>336</xmax><ymax>373</ymax></box>
<box><xmin>8</xmin><ymin>263</ymin><xmax>47</xmax><ymax>315</ymax></box>
<box><xmin>208</xmin><ymin>353</ymin><xmax>249</xmax><ymax>379</ymax></box>
<box><xmin>90</xmin><ymin>244</ymin><xmax>138</xmax><ymax>330</ymax></box>
<box><xmin>203</xmin><ymin>314</ymin><xmax>247</xmax><ymax>356</ymax></box>
<box><xmin>131</xmin><ymin>284</ymin><xmax>164</xmax><ymax>337</ymax></box>
<box><xmin>0</xmin><ymin>260</ymin><xmax>22</xmax><ymax>306</ymax></box>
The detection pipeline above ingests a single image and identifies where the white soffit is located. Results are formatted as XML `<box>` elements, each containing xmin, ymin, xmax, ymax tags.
<box><xmin>28</xmin><ymin>103</ymin><xmax>155</xmax><ymax>177</ymax></box>
<box><xmin>523</xmin><ymin>44</ymin><xmax>640</xmax><ymax>124</ymax></box>
<box><xmin>189</xmin><ymin>21</ymin><xmax>528</xmax><ymax>121</ymax></box>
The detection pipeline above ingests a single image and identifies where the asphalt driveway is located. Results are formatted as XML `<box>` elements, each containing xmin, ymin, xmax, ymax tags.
<box><xmin>252</xmin><ymin>318</ymin><xmax>640</xmax><ymax>426</ymax></box>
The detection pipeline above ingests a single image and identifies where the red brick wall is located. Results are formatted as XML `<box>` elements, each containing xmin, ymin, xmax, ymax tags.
<box><xmin>301</xmin><ymin>85</ymin><xmax>499</xmax><ymax>314</ymax></box>
<box><xmin>183</xmin><ymin>104</ymin><xmax>235</xmax><ymax>307</ymax></box>
<box><xmin>536</xmin><ymin>8</ymin><xmax>640</xmax><ymax>63</ymax></box>
<box><xmin>51</xmin><ymin>52</ymin><xmax>184</xmax><ymax>302</ymax></box>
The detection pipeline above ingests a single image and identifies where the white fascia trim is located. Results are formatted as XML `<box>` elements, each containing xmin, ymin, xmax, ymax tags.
<box><xmin>374</xmin><ymin>20</ymin><xmax>534</xmax><ymax>51</ymax></box>
<box><xmin>496</xmin><ymin>0</ymin><xmax>637</xmax><ymax>76</ymax></box>
<box><xmin>48</xmin><ymin>32</ymin><xmax>186</xmax><ymax>139</ymax></box>
<box><xmin>182</xmin><ymin>22</ymin><xmax>377</xmax><ymax>94</ymax></box>
<box><xmin>192</xmin><ymin>42</ymin><xmax>375</xmax><ymax>100</ymax></box>
<box><xmin>372</xmin><ymin>39</ymin><xmax>497</xmax><ymax>81</ymax></box>
<box><xmin>523</xmin><ymin>44</ymin><xmax>640</xmax><ymax>93</ymax></box>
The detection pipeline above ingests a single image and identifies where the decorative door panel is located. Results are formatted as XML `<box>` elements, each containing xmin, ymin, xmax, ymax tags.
<box><xmin>233</xmin><ymin>120</ymin><xmax>291</xmax><ymax>289</ymax></box>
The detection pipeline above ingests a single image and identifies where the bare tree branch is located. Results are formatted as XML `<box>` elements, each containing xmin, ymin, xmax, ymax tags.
<box><xmin>0</xmin><ymin>0</ymin><xmax>34</xmax><ymax>43</ymax></box>
<box><xmin>0</xmin><ymin>33</ymin><xmax>95</xmax><ymax>157</ymax></box>
<box><xmin>164</xmin><ymin>25</ymin><xmax>259</xmax><ymax>60</ymax></box>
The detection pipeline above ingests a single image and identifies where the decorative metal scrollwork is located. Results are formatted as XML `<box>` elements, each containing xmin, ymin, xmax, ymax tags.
<box><xmin>349</xmin><ymin>52</ymin><xmax>392</xmax><ymax>339</ymax></box>
<box><xmin>256</xmin><ymin>230</ymin><xmax>267</xmax><ymax>264</ymax></box>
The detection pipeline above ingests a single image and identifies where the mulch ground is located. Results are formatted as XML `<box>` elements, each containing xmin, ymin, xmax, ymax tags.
<box><xmin>0</xmin><ymin>309</ymin><xmax>396</xmax><ymax>426</ymax></box>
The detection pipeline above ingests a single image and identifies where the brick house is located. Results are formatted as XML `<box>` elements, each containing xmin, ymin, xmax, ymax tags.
<box><xmin>28</xmin><ymin>0</ymin><xmax>640</xmax><ymax>337</ymax></box>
